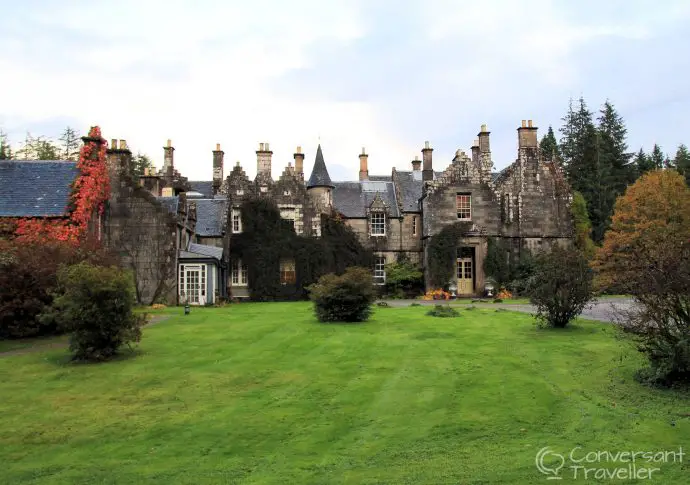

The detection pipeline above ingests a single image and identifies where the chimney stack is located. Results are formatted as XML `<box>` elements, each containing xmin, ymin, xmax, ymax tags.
<box><xmin>256</xmin><ymin>141</ymin><xmax>273</xmax><ymax>181</ymax></box>
<box><xmin>293</xmin><ymin>146</ymin><xmax>304</xmax><ymax>179</ymax></box>
<box><xmin>518</xmin><ymin>119</ymin><xmax>538</xmax><ymax>149</ymax></box>
<box><xmin>359</xmin><ymin>147</ymin><xmax>369</xmax><ymax>181</ymax></box>
<box><xmin>471</xmin><ymin>138</ymin><xmax>480</xmax><ymax>165</ymax></box>
<box><xmin>422</xmin><ymin>141</ymin><xmax>434</xmax><ymax>181</ymax></box>
<box><xmin>106</xmin><ymin>137</ymin><xmax>132</xmax><ymax>177</ymax></box>
<box><xmin>212</xmin><ymin>143</ymin><xmax>224</xmax><ymax>195</ymax></box>
<box><xmin>163</xmin><ymin>139</ymin><xmax>174</xmax><ymax>176</ymax></box>
<box><xmin>478</xmin><ymin>124</ymin><xmax>490</xmax><ymax>154</ymax></box>
<box><xmin>411</xmin><ymin>155</ymin><xmax>421</xmax><ymax>171</ymax></box>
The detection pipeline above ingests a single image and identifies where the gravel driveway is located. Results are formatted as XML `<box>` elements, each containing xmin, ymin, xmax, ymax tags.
<box><xmin>384</xmin><ymin>298</ymin><xmax>636</xmax><ymax>323</ymax></box>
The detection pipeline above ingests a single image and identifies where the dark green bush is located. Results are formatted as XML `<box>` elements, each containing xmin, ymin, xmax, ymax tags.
<box><xmin>493</xmin><ymin>298</ymin><xmax>503</xmax><ymax>303</ymax></box>
<box><xmin>308</xmin><ymin>267</ymin><xmax>376</xmax><ymax>323</ymax></box>
<box><xmin>384</xmin><ymin>257</ymin><xmax>424</xmax><ymax>298</ymax></box>
<box><xmin>49</xmin><ymin>262</ymin><xmax>144</xmax><ymax>361</ymax></box>
<box><xmin>527</xmin><ymin>245</ymin><xmax>594</xmax><ymax>328</ymax></box>
<box><xmin>426</xmin><ymin>305</ymin><xmax>459</xmax><ymax>318</ymax></box>
<box><xmin>410</xmin><ymin>302</ymin><xmax>422</xmax><ymax>307</ymax></box>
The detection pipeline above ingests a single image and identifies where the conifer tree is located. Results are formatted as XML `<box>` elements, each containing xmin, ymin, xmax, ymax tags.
<box><xmin>597</xmin><ymin>100</ymin><xmax>634</xmax><ymax>190</ymax></box>
<box><xmin>59</xmin><ymin>127</ymin><xmax>81</xmax><ymax>161</ymax></box>
<box><xmin>0</xmin><ymin>130</ymin><xmax>11</xmax><ymax>160</ymax></box>
<box><xmin>634</xmin><ymin>148</ymin><xmax>655</xmax><ymax>175</ymax></box>
<box><xmin>674</xmin><ymin>144</ymin><xmax>690</xmax><ymax>186</ymax></box>
<box><xmin>539</xmin><ymin>125</ymin><xmax>559</xmax><ymax>160</ymax></box>
<box><xmin>650</xmin><ymin>144</ymin><xmax>665</xmax><ymax>170</ymax></box>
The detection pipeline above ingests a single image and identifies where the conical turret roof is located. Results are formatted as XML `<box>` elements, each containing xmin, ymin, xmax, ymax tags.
<box><xmin>307</xmin><ymin>144</ymin><xmax>334</xmax><ymax>188</ymax></box>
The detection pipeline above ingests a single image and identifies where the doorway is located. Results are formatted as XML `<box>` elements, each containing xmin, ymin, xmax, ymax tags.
<box><xmin>456</xmin><ymin>247</ymin><xmax>475</xmax><ymax>295</ymax></box>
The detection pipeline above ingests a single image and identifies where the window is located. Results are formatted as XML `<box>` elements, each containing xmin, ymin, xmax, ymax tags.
<box><xmin>312</xmin><ymin>219</ymin><xmax>321</xmax><ymax>238</ymax></box>
<box><xmin>370</xmin><ymin>212</ymin><xmax>386</xmax><ymax>236</ymax></box>
<box><xmin>412</xmin><ymin>216</ymin><xmax>417</xmax><ymax>236</ymax></box>
<box><xmin>280</xmin><ymin>259</ymin><xmax>296</xmax><ymax>285</ymax></box>
<box><xmin>373</xmin><ymin>256</ymin><xmax>386</xmax><ymax>285</ymax></box>
<box><xmin>456</xmin><ymin>194</ymin><xmax>471</xmax><ymax>220</ymax></box>
<box><xmin>279</xmin><ymin>206</ymin><xmax>302</xmax><ymax>234</ymax></box>
<box><xmin>236</xmin><ymin>189</ymin><xmax>244</xmax><ymax>196</ymax></box>
<box><xmin>232</xmin><ymin>208</ymin><xmax>242</xmax><ymax>233</ymax></box>
<box><xmin>231</xmin><ymin>259</ymin><xmax>248</xmax><ymax>286</ymax></box>
<box><xmin>201</xmin><ymin>265</ymin><xmax>206</xmax><ymax>299</ymax></box>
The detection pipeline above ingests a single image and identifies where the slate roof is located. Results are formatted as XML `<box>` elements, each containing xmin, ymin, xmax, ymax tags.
<box><xmin>157</xmin><ymin>196</ymin><xmax>178</xmax><ymax>215</ymax></box>
<box><xmin>188</xmin><ymin>181</ymin><xmax>214</xmax><ymax>198</ymax></box>
<box><xmin>180</xmin><ymin>242</ymin><xmax>223</xmax><ymax>261</ymax></box>
<box><xmin>0</xmin><ymin>160</ymin><xmax>79</xmax><ymax>217</ymax></box>
<box><xmin>307</xmin><ymin>145</ymin><xmax>334</xmax><ymax>188</ymax></box>
<box><xmin>195</xmin><ymin>198</ymin><xmax>228</xmax><ymax>237</ymax></box>
<box><xmin>392</xmin><ymin>170</ymin><xmax>424</xmax><ymax>212</ymax></box>
<box><xmin>368</xmin><ymin>175</ymin><xmax>392</xmax><ymax>182</ymax></box>
<box><xmin>332</xmin><ymin>181</ymin><xmax>400</xmax><ymax>218</ymax></box>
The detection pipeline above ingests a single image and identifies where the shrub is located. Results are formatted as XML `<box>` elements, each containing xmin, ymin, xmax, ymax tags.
<box><xmin>493</xmin><ymin>298</ymin><xmax>503</xmax><ymax>303</ymax></box>
<box><xmin>308</xmin><ymin>267</ymin><xmax>376</xmax><ymax>323</ymax></box>
<box><xmin>410</xmin><ymin>303</ymin><xmax>421</xmax><ymax>307</ymax></box>
<box><xmin>0</xmin><ymin>238</ymin><xmax>117</xmax><ymax>339</ymax></box>
<box><xmin>49</xmin><ymin>262</ymin><xmax>144</xmax><ymax>361</ymax></box>
<box><xmin>426</xmin><ymin>305</ymin><xmax>459</xmax><ymax>318</ymax></box>
<box><xmin>594</xmin><ymin>170</ymin><xmax>690</xmax><ymax>386</ymax></box>
<box><xmin>376</xmin><ymin>301</ymin><xmax>390</xmax><ymax>307</ymax></box>
<box><xmin>384</xmin><ymin>258</ymin><xmax>424</xmax><ymax>298</ymax></box>
<box><xmin>528</xmin><ymin>245</ymin><xmax>594</xmax><ymax>328</ymax></box>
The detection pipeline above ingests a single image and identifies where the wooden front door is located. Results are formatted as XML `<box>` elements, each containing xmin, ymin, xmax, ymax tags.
<box><xmin>456</xmin><ymin>258</ymin><xmax>474</xmax><ymax>295</ymax></box>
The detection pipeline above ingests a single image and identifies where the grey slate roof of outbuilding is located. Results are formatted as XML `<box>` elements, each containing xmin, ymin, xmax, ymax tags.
<box><xmin>307</xmin><ymin>145</ymin><xmax>334</xmax><ymax>188</ymax></box>
<box><xmin>157</xmin><ymin>196</ymin><xmax>178</xmax><ymax>215</ymax></box>
<box><xmin>195</xmin><ymin>198</ymin><xmax>228</xmax><ymax>237</ymax></box>
<box><xmin>188</xmin><ymin>181</ymin><xmax>214</xmax><ymax>198</ymax></box>
<box><xmin>181</xmin><ymin>242</ymin><xmax>223</xmax><ymax>261</ymax></box>
<box><xmin>0</xmin><ymin>160</ymin><xmax>79</xmax><ymax>217</ymax></box>
<box><xmin>332</xmin><ymin>181</ymin><xmax>400</xmax><ymax>218</ymax></box>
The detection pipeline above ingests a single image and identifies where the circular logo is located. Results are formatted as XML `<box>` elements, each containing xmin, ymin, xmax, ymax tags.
<box><xmin>536</xmin><ymin>447</ymin><xmax>565</xmax><ymax>480</ymax></box>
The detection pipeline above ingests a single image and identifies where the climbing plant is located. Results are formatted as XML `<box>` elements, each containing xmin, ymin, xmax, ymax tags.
<box><xmin>229</xmin><ymin>198</ymin><xmax>373</xmax><ymax>301</ymax></box>
<box><xmin>426</xmin><ymin>222</ymin><xmax>473</xmax><ymax>288</ymax></box>
<box><xmin>13</xmin><ymin>126</ymin><xmax>110</xmax><ymax>244</ymax></box>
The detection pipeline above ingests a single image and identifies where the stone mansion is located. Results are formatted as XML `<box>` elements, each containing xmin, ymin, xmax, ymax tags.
<box><xmin>0</xmin><ymin>120</ymin><xmax>574</xmax><ymax>304</ymax></box>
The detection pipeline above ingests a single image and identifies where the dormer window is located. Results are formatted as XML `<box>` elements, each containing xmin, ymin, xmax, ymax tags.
<box><xmin>456</xmin><ymin>193</ymin><xmax>472</xmax><ymax>221</ymax></box>
<box><xmin>283</xmin><ymin>190</ymin><xmax>291</xmax><ymax>196</ymax></box>
<box><xmin>370</xmin><ymin>212</ymin><xmax>386</xmax><ymax>236</ymax></box>
<box><xmin>236</xmin><ymin>189</ymin><xmax>244</xmax><ymax>196</ymax></box>
<box><xmin>260</xmin><ymin>186</ymin><xmax>268</xmax><ymax>193</ymax></box>
<box><xmin>232</xmin><ymin>208</ymin><xmax>242</xmax><ymax>233</ymax></box>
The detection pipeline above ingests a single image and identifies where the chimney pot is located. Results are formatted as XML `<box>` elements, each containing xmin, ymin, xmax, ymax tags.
<box><xmin>362</xmin><ymin>146</ymin><xmax>366</xmax><ymax>155</ymax></box>
<box><xmin>216</xmin><ymin>143</ymin><xmax>221</xmax><ymax>151</ymax></box>
<box><xmin>265</xmin><ymin>142</ymin><xmax>270</xmax><ymax>151</ymax></box>
<box><xmin>236</xmin><ymin>161</ymin><xmax>240</xmax><ymax>167</ymax></box>
<box><xmin>111</xmin><ymin>139</ymin><xmax>117</xmax><ymax>149</ymax></box>
<box><xmin>424</xmin><ymin>141</ymin><xmax>430</xmax><ymax>149</ymax></box>
<box><xmin>119</xmin><ymin>140</ymin><xmax>127</xmax><ymax>150</ymax></box>
<box><xmin>481</xmin><ymin>124</ymin><xmax>487</xmax><ymax>132</ymax></box>
<box><xmin>167</xmin><ymin>139</ymin><xmax>172</xmax><ymax>147</ymax></box>
<box><xmin>296</xmin><ymin>146</ymin><xmax>302</xmax><ymax>154</ymax></box>
<box><xmin>521</xmin><ymin>120</ymin><xmax>527</xmax><ymax>128</ymax></box>
<box><xmin>414</xmin><ymin>155</ymin><xmax>419</xmax><ymax>161</ymax></box>
<box><xmin>474</xmin><ymin>138</ymin><xmax>479</xmax><ymax>146</ymax></box>
<box><xmin>528</xmin><ymin>119</ymin><xmax>533</xmax><ymax>128</ymax></box>
<box><xmin>259</xmin><ymin>142</ymin><xmax>264</xmax><ymax>151</ymax></box>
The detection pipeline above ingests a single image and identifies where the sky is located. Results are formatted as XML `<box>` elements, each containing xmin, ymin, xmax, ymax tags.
<box><xmin>1</xmin><ymin>0</ymin><xmax>689</xmax><ymax>182</ymax></box>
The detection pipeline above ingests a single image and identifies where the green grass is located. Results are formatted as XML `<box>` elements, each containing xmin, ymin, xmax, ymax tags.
<box><xmin>1</xmin><ymin>303</ymin><xmax>687</xmax><ymax>484</ymax></box>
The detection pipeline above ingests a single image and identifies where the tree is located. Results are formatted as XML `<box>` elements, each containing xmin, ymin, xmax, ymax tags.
<box><xmin>634</xmin><ymin>148</ymin><xmax>655</xmax><ymax>176</ymax></box>
<box><xmin>308</xmin><ymin>267</ymin><xmax>376</xmax><ymax>323</ymax></box>
<box><xmin>650</xmin><ymin>144</ymin><xmax>665</xmax><ymax>170</ymax></box>
<box><xmin>570</xmin><ymin>191</ymin><xmax>596</xmax><ymax>259</ymax></box>
<box><xmin>131</xmin><ymin>152</ymin><xmax>154</xmax><ymax>179</ymax></box>
<box><xmin>597</xmin><ymin>100</ymin><xmax>634</xmax><ymax>191</ymax></box>
<box><xmin>539</xmin><ymin>125</ymin><xmax>559</xmax><ymax>160</ymax></box>
<box><xmin>674</xmin><ymin>144</ymin><xmax>690</xmax><ymax>186</ymax></box>
<box><xmin>593</xmin><ymin>170</ymin><xmax>690</xmax><ymax>386</ymax></box>
<box><xmin>16</xmin><ymin>133</ymin><xmax>61</xmax><ymax>160</ymax></box>
<box><xmin>59</xmin><ymin>127</ymin><xmax>81</xmax><ymax>161</ymax></box>
<box><xmin>527</xmin><ymin>245</ymin><xmax>594</xmax><ymax>328</ymax></box>
<box><xmin>0</xmin><ymin>130</ymin><xmax>11</xmax><ymax>160</ymax></box>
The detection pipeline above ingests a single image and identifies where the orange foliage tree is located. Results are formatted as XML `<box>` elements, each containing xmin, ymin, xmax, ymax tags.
<box><xmin>13</xmin><ymin>126</ymin><xmax>110</xmax><ymax>244</ymax></box>
<box><xmin>593</xmin><ymin>170</ymin><xmax>690</xmax><ymax>385</ymax></box>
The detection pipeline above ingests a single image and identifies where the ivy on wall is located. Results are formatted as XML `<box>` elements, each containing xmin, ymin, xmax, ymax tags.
<box><xmin>229</xmin><ymin>198</ymin><xmax>373</xmax><ymax>301</ymax></box>
<box><xmin>426</xmin><ymin>221</ymin><xmax>473</xmax><ymax>289</ymax></box>
<box><xmin>13</xmin><ymin>126</ymin><xmax>110</xmax><ymax>244</ymax></box>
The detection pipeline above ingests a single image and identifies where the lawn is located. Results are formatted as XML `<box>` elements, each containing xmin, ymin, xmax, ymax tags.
<box><xmin>1</xmin><ymin>303</ymin><xmax>687</xmax><ymax>484</ymax></box>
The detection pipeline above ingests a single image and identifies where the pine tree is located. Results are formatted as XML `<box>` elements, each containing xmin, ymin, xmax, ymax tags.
<box><xmin>131</xmin><ymin>152</ymin><xmax>154</xmax><ymax>179</ymax></box>
<box><xmin>650</xmin><ymin>144</ymin><xmax>665</xmax><ymax>170</ymax></box>
<box><xmin>597</xmin><ymin>100</ymin><xmax>634</xmax><ymax>189</ymax></box>
<box><xmin>59</xmin><ymin>127</ymin><xmax>81</xmax><ymax>161</ymax></box>
<box><xmin>539</xmin><ymin>125</ymin><xmax>559</xmax><ymax>160</ymax></box>
<box><xmin>674</xmin><ymin>144</ymin><xmax>690</xmax><ymax>186</ymax></box>
<box><xmin>559</xmin><ymin>97</ymin><xmax>611</xmax><ymax>242</ymax></box>
<box><xmin>17</xmin><ymin>133</ymin><xmax>61</xmax><ymax>160</ymax></box>
<box><xmin>634</xmin><ymin>148</ymin><xmax>655</xmax><ymax>175</ymax></box>
<box><xmin>0</xmin><ymin>130</ymin><xmax>11</xmax><ymax>160</ymax></box>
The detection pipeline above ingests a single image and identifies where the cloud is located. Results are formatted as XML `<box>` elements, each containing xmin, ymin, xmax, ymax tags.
<box><xmin>1</xmin><ymin>0</ymin><xmax>689</xmax><ymax>182</ymax></box>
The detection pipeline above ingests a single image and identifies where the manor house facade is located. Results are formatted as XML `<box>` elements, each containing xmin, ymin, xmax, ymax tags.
<box><xmin>146</xmin><ymin>120</ymin><xmax>573</xmax><ymax>302</ymax></box>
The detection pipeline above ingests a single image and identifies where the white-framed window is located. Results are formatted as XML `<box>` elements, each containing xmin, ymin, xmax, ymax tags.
<box><xmin>279</xmin><ymin>206</ymin><xmax>303</xmax><ymax>234</ymax></box>
<box><xmin>280</xmin><ymin>258</ymin><xmax>296</xmax><ymax>285</ymax></box>
<box><xmin>236</xmin><ymin>189</ymin><xmax>244</xmax><ymax>196</ymax></box>
<box><xmin>179</xmin><ymin>264</ymin><xmax>205</xmax><ymax>305</ymax></box>
<box><xmin>260</xmin><ymin>186</ymin><xmax>268</xmax><ymax>193</ymax></box>
<box><xmin>412</xmin><ymin>216</ymin><xmax>417</xmax><ymax>236</ymax></box>
<box><xmin>231</xmin><ymin>259</ymin><xmax>248</xmax><ymax>286</ymax></box>
<box><xmin>373</xmin><ymin>255</ymin><xmax>386</xmax><ymax>285</ymax></box>
<box><xmin>232</xmin><ymin>208</ymin><xmax>242</xmax><ymax>233</ymax></box>
<box><xmin>312</xmin><ymin>219</ymin><xmax>321</xmax><ymax>238</ymax></box>
<box><xmin>456</xmin><ymin>193</ymin><xmax>472</xmax><ymax>220</ymax></box>
<box><xmin>370</xmin><ymin>212</ymin><xmax>386</xmax><ymax>236</ymax></box>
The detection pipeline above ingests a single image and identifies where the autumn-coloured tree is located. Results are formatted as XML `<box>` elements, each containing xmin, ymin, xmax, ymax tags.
<box><xmin>594</xmin><ymin>170</ymin><xmax>690</xmax><ymax>385</ymax></box>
